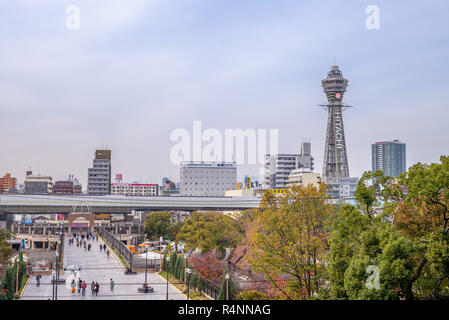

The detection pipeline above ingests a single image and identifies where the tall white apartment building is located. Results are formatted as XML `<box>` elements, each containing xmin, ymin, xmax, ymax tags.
<box><xmin>264</xmin><ymin>142</ymin><xmax>314</xmax><ymax>189</ymax></box>
<box><xmin>180</xmin><ymin>161</ymin><xmax>237</xmax><ymax>197</ymax></box>
<box><xmin>110</xmin><ymin>183</ymin><xmax>158</xmax><ymax>196</ymax></box>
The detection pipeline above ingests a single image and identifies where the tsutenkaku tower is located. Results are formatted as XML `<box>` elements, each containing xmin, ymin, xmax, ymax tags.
<box><xmin>320</xmin><ymin>65</ymin><xmax>351</xmax><ymax>179</ymax></box>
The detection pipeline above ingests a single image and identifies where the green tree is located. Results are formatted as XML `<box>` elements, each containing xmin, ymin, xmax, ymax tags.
<box><xmin>169</xmin><ymin>252</ymin><xmax>177</xmax><ymax>274</ymax></box>
<box><xmin>0</xmin><ymin>231</ymin><xmax>13</xmax><ymax>279</ymax></box>
<box><xmin>177</xmin><ymin>211</ymin><xmax>242</xmax><ymax>254</ymax></box>
<box><xmin>196</xmin><ymin>274</ymin><xmax>203</xmax><ymax>292</ymax></box>
<box><xmin>248</xmin><ymin>184</ymin><xmax>333</xmax><ymax>299</ymax></box>
<box><xmin>329</xmin><ymin>156</ymin><xmax>449</xmax><ymax>300</ymax></box>
<box><xmin>144</xmin><ymin>211</ymin><xmax>172</xmax><ymax>240</ymax></box>
<box><xmin>328</xmin><ymin>204</ymin><xmax>370</xmax><ymax>299</ymax></box>
<box><xmin>161</xmin><ymin>255</ymin><xmax>167</xmax><ymax>273</ymax></box>
<box><xmin>238</xmin><ymin>289</ymin><xmax>269</xmax><ymax>300</ymax></box>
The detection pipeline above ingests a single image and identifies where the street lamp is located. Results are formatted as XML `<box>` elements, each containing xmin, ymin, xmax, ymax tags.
<box><xmin>186</xmin><ymin>268</ymin><xmax>192</xmax><ymax>300</ymax></box>
<box><xmin>225</xmin><ymin>273</ymin><xmax>230</xmax><ymax>300</ymax></box>
<box><xmin>144</xmin><ymin>247</ymin><xmax>148</xmax><ymax>284</ymax></box>
<box><xmin>165</xmin><ymin>253</ymin><xmax>170</xmax><ymax>300</ymax></box>
<box><xmin>183</xmin><ymin>250</ymin><xmax>191</xmax><ymax>292</ymax></box>
<box><xmin>55</xmin><ymin>251</ymin><xmax>59</xmax><ymax>300</ymax></box>
<box><xmin>159</xmin><ymin>236</ymin><xmax>163</xmax><ymax>272</ymax></box>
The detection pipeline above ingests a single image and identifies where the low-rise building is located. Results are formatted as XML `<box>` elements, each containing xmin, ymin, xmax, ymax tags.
<box><xmin>111</xmin><ymin>183</ymin><xmax>159</xmax><ymax>196</ymax></box>
<box><xmin>24</xmin><ymin>171</ymin><xmax>53</xmax><ymax>194</ymax></box>
<box><xmin>324</xmin><ymin>177</ymin><xmax>359</xmax><ymax>199</ymax></box>
<box><xmin>53</xmin><ymin>175</ymin><xmax>82</xmax><ymax>195</ymax></box>
<box><xmin>286</xmin><ymin>169</ymin><xmax>321</xmax><ymax>188</ymax></box>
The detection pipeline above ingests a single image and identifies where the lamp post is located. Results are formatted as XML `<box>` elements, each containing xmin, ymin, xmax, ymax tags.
<box><xmin>165</xmin><ymin>252</ymin><xmax>170</xmax><ymax>300</ymax></box>
<box><xmin>144</xmin><ymin>247</ymin><xmax>148</xmax><ymax>284</ymax></box>
<box><xmin>159</xmin><ymin>236</ymin><xmax>163</xmax><ymax>272</ymax></box>
<box><xmin>55</xmin><ymin>251</ymin><xmax>59</xmax><ymax>300</ymax></box>
<box><xmin>186</xmin><ymin>268</ymin><xmax>192</xmax><ymax>300</ymax></box>
<box><xmin>183</xmin><ymin>250</ymin><xmax>191</xmax><ymax>293</ymax></box>
<box><xmin>225</xmin><ymin>273</ymin><xmax>230</xmax><ymax>301</ymax></box>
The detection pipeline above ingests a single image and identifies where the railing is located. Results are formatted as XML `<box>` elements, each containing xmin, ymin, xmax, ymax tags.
<box><xmin>200</xmin><ymin>277</ymin><xmax>221</xmax><ymax>300</ymax></box>
<box><xmin>98</xmin><ymin>226</ymin><xmax>133</xmax><ymax>272</ymax></box>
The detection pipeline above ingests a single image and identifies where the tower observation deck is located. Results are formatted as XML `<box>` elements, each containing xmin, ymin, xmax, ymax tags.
<box><xmin>319</xmin><ymin>65</ymin><xmax>351</xmax><ymax>179</ymax></box>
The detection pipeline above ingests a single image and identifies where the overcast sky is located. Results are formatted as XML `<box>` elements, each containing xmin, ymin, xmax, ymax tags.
<box><xmin>1</xmin><ymin>0</ymin><xmax>448</xmax><ymax>190</ymax></box>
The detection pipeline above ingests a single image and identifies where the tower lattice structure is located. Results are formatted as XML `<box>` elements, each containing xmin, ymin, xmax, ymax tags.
<box><xmin>320</xmin><ymin>65</ymin><xmax>351</xmax><ymax>179</ymax></box>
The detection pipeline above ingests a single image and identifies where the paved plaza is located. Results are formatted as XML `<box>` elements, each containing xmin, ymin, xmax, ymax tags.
<box><xmin>21</xmin><ymin>236</ymin><xmax>186</xmax><ymax>300</ymax></box>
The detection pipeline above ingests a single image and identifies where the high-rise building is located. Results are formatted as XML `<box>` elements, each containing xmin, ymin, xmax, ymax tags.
<box><xmin>372</xmin><ymin>140</ymin><xmax>406</xmax><ymax>178</ymax></box>
<box><xmin>321</xmin><ymin>65</ymin><xmax>350</xmax><ymax>179</ymax></box>
<box><xmin>87</xmin><ymin>149</ymin><xmax>111</xmax><ymax>196</ymax></box>
<box><xmin>180</xmin><ymin>161</ymin><xmax>237</xmax><ymax>197</ymax></box>
<box><xmin>0</xmin><ymin>173</ymin><xmax>17</xmax><ymax>193</ymax></box>
<box><xmin>263</xmin><ymin>142</ymin><xmax>314</xmax><ymax>189</ymax></box>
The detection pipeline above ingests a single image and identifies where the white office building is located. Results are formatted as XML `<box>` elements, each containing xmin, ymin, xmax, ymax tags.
<box><xmin>264</xmin><ymin>142</ymin><xmax>314</xmax><ymax>189</ymax></box>
<box><xmin>180</xmin><ymin>161</ymin><xmax>237</xmax><ymax>197</ymax></box>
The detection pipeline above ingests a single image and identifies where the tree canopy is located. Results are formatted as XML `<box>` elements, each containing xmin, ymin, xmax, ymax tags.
<box><xmin>177</xmin><ymin>211</ymin><xmax>242</xmax><ymax>254</ymax></box>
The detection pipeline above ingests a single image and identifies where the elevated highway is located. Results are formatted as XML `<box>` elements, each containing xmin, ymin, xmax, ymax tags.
<box><xmin>0</xmin><ymin>194</ymin><xmax>261</xmax><ymax>215</ymax></box>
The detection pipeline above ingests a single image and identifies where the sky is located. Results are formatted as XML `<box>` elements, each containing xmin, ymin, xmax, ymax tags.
<box><xmin>1</xmin><ymin>0</ymin><xmax>448</xmax><ymax>190</ymax></box>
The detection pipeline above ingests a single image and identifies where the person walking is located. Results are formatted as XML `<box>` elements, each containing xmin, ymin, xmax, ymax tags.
<box><xmin>103</xmin><ymin>244</ymin><xmax>107</xmax><ymax>251</ymax></box>
<box><xmin>77</xmin><ymin>278</ymin><xmax>82</xmax><ymax>293</ymax></box>
<box><xmin>95</xmin><ymin>282</ymin><xmax>99</xmax><ymax>296</ymax></box>
<box><xmin>99</xmin><ymin>244</ymin><xmax>102</xmax><ymax>252</ymax></box>
<box><xmin>71</xmin><ymin>279</ymin><xmax>76</xmax><ymax>295</ymax></box>
<box><xmin>91</xmin><ymin>281</ymin><xmax>95</xmax><ymax>295</ymax></box>
<box><xmin>110</xmin><ymin>278</ymin><xmax>115</xmax><ymax>292</ymax></box>
<box><xmin>36</xmin><ymin>275</ymin><xmax>41</xmax><ymax>286</ymax></box>
<box><xmin>81</xmin><ymin>281</ymin><xmax>87</xmax><ymax>296</ymax></box>
<box><xmin>106</xmin><ymin>249</ymin><xmax>110</xmax><ymax>259</ymax></box>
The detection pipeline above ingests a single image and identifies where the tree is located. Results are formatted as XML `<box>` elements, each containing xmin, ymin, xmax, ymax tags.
<box><xmin>328</xmin><ymin>204</ymin><xmax>370</xmax><ymax>299</ymax></box>
<box><xmin>169</xmin><ymin>252</ymin><xmax>177</xmax><ymax>274</ymax></box>
<box><xmin>189</xmin><ymin>251</ymin><xmax>225</xmax><ymax>282</ymax></box>
<box><xmin>0</xmin><ymin>231</ymin><xmax>13</xmax><ymax>280</ymax></box>
<box><xmin>248</xmin><ymin>184</ymin><xmax>333</xmax><ymax>299</ymax></box>
<box><xmin>196</xmin><ymin>274</ymin><xmax>203</xmax><ymax>292</ymax></box>
<box><xmin>238</xmin><ymin>289</ymin><xmax>269</xmax><ymax>300</ymax></box>
<box><xmin>177</xmin><ymin>211</ymin><xmax>242</xmax><ymax>254</ymax></box>
<box><xmin>161</xmin><ymin>255</ymin><xmax>167</xmax><ymax>273</ymax></box>
<box><xmin>144</xmin><ymin>211</ymin><xmax>172</xmax><ymax>240</ymax></box>
<box><xmin>174</xmin><ymin>255</ymin><xmax>184</xmax><ymax>280</ymax></box>
<box><xmin>329</xmin><ymin>156</ymin><xmax>449</xmax><ymax>300</ymax></box>
<box><xmin>342</xmin><ymin>222</ymin><xmax>418</xmax><ymax>300</ymax></box>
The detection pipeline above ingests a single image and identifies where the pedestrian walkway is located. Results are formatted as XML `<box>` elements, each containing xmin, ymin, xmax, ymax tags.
<box><xmin>21</xmin><ymin>236</ymin><xmax>186</xmax><ymax>300</ymax></box>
